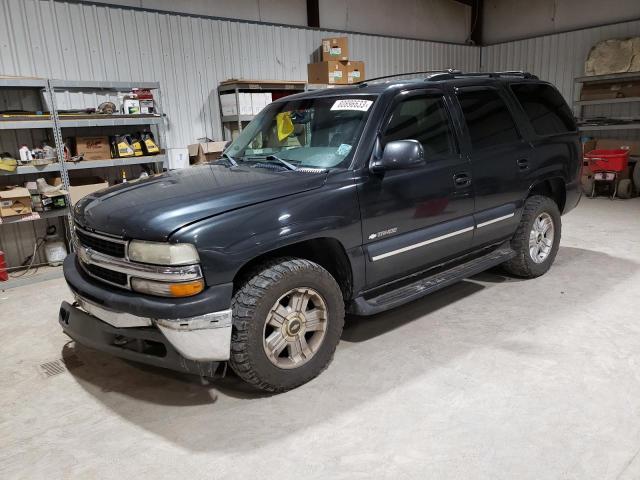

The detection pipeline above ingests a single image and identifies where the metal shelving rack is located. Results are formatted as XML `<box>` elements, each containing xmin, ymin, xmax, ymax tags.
<box><xmin>218</xmin><ymin>79</ymin><xmax>307</xmax><ymax>140</ymax></box>
<box><xmin>0</xmin><ymin>78</ymin><xmax>70</xmax><ymax>225</ymax></box>
<box><xmin>0</xmin><ymin>77</ymin><xmax>167</xmax><ymax>280</ymax></box>
<box><xmin>574</xmin><ymin>72</ymin><xmax>640</xmax><ymax>133</ymax></box>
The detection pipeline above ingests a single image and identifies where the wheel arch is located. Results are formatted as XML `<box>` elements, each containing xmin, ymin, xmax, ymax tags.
<box><xmin>232</xmin><ymin>237</ymin><xmax>354</xmax><ymax>301</ymax></box>
<box><xmin>528</xmin><ymin>176</ymin><xmax>567</xmax><ymax>213</ymax></box>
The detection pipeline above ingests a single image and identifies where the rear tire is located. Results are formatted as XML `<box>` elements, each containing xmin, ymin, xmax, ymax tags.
<box><xmin>229</xmin><ymin>258</ymin><xmax>345</xmax><ymax>393</ymax></box>
<box><xmin>503</xmin><ymin>195</ymin><xmax>561</xmax><ymax>278</ymax></box>
<box><xmin>633</xmin><ymin>164</ymin><xmax>640</xmax><ymax>192</ymax></box>
<box><xmin>618</xmin><ymin>178</ymin><xmax>632</xmax><ymax>199</ymax></box>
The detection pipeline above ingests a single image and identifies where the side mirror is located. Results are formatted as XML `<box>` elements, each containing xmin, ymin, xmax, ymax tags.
<box><xmin>370</xmin><ymin>139</ymin><xmax>425</xmax><ymax>173</ymax></box>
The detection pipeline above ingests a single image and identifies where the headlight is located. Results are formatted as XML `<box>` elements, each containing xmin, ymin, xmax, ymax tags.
<box><xmin>128</xmin><ymin>240</ymin><xmax>199</xmax><ymax>265</ymax></box>
<box><xmin>131</xmin><ymin>278</ymin><xmax>204</xmax><ymax>297</ymax></box>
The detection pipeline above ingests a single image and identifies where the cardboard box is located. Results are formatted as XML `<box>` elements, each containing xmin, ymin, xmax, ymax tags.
<box><xmin>345</xmin><ymin>61</ymin><xmax>365</xmax><ymax>84</ymax></box>
<box><xmin>75</xmin><ymin>136</ymin><xmax>112</xmax><ymax>160</ymax></box>
<box><xmin>308</xmin><ymin>61</ymin><xmax>349</xmax><ymax>85</ymax></box>
<box><xmin>238</xmin><ymin>93</ymin><xmax>253</xmax><ymax>116</ymax></box>
<box><xmin>322</xmin><ymin>37</ymin><xmax>349</xmax><ymax>61</ymax></box>
<box><xmin>220</xmin><ymin>93</ymin><xmax>237</xmax><ymax>116</ymax></box>
<box><xmin>187</xmin><ymin>141</ymin><xmax>227</xmax><ymax>165</ymax></box>
<box><xmin>42</xmin><ymin>191</ymin><xmax>68</xmax><ymax>210</ymax></box>
<box><xmin>69</xmin><ymin>177</ymin><xmax>109</xmax><ymax>205</ymax></box>
<box><xmin>0</xmin><ymin>187</ymin><xmax>32</xmax><ymax>217</ymax></box>
<box><xmin>166</xmin><ymin>148</ymin><xmax>189</xmax><ymax>170</ymax></box>
<box><xmin>251</xmin><ymin>92</ymin><xmax>272</xmax><ymax>115</ymax></box>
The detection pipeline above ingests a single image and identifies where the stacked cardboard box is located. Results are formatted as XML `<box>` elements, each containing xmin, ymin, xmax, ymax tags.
<box><xmin>307</xmin><ymin>37</ymin><xmax>365</xmax><ymax>85</ymax></box>
<box><xmin>220</xmin><ymin>92</ymin><xmax>273</xmax><ymax>116</ymax></box>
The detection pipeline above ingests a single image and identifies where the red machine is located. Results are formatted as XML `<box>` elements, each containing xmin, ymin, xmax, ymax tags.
<box><xmin>584</xmin><ymin>148</ymin><xmax>629</xmax><ymax>199</ymax></box>
<box><xmin>0</xmin><ymin>251</ymin><xmax>8</xmax><ymax>282</ymax></box>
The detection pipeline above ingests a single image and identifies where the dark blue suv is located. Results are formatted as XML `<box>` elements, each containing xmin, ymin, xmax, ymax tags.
<box><xmin>60</xmin><ymin>71</ymin><xmax>581</xmax><ymax>392</ymax></box>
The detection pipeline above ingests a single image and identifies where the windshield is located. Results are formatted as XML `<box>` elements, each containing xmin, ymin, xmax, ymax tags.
<box><xmin>225</xmin><ymin>95</ymin><xmax>377</xmax><ymax>169</ymax></box>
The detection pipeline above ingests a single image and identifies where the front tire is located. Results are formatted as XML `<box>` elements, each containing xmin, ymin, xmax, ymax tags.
<box><xmin>503</xmin><ymin>195</ymin><xmax>561</xmax><ymax>278</ymax></box>
<box><xmin>229</xmin><ymin>258</ymin><xmax>345</xmax><ymax>393</ymax></box>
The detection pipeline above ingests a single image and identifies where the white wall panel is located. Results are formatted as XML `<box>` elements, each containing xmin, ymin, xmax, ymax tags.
<box><xmin>481</xmin><ymin>19</ymin><xmax>640</xmax><ymax>105</ymax></box>
<box><xmin>0</xmin><ymin>0</ymin><xmax>479</xmax><ymax>150</ymax></box>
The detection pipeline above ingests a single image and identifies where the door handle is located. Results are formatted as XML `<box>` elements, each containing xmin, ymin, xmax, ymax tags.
<box><xmin>453</xmin><ymin>172</ymin><xmax>472</xmax><ymax>187</ymax></box>
<box><xmin>517</xmin><ymin>158</ymin><xmax>529</xmax><ymax>170</ymax></box>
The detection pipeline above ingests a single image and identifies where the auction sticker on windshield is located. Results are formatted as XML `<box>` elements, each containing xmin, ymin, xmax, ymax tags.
<box><xmin>330</xmin><ymin>99</ymin><xmax>373</xmax><ymax>111</ymax></box>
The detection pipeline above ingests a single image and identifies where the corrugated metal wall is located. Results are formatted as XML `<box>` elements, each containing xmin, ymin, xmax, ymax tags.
<box><xmin>482</xmin><ymin>19</ymin><xmax>640</xmax><ymax>108</ymax></box>
<box><xmin>0</xmin><ymin>0</ymin><xmax>480</xmax><ymax>149</ymax></box>
<box><xmin>0</xmin><ymin>0</ymin><xmax>479</xmax><ymax>268</ymax></box>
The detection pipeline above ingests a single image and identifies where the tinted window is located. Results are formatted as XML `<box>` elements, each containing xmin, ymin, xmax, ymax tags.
<box><xmin>458</xmin><ymin>89</ymin><xmax>520</xmax><ymax>149</ymax></box>
<box><xmin>383</xmin><ymin>95</ymin><xmax>456</xmax><ymax>156</ymax></box>
<box><xmin>511</xmin><ymin>83</ymin><xmax>576</xmax><ymax>135</ymax></box>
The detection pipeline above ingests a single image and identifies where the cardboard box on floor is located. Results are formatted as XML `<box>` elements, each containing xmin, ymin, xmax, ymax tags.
<box><xmin>69</xmin><ymin>177</ymin><xmax>109</xmax><ymax>205</ymax></box>
<box><xmin>75</xmin><ymin>136</ymin><xmax>112</xmax><ymax>160</ymax></box>
<box><xmin>0</xmin><ymin>187</ymin><xmax>32</xmax><ymax>217</ymax></box>
<box><xmin>321</xmin><ymin>37</ymin><xmax>349</xmax><ymax>61</ymax></box>
<box><xmin>188</xmin><ymin>141</ymin><xmax>227</xmax><ymax>165</ymax></box>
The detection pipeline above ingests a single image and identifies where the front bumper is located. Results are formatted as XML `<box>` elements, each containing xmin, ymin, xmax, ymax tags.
<box><xmin>62</xmin><ymin>253</ymin><xmax>234</xmax><ymax>366</ymax></box>
<box><xmin>59</xmin><ymin>301</ymin><xmax>221</xmax><ymax>376</ymax></box>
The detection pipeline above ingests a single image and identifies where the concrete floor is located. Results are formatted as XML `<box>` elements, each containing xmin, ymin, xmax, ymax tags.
<box><xmin>1</xmin><ymin>197</ymin><xmax>640</xmax><ymax>479</ymax></box>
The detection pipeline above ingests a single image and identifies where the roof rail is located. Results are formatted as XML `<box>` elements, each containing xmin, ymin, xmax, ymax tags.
<box><xmin>355</xmin><ymin>69</ymin><xmax>538</xmax><ymax>87</ymax></box>
<box><xmin>441</xmin><ymin>71</ymin><xmax>539</xmax><ymax>80</ymax></box>
<box><xmin>356</xmin><ymin>69</ymin><xmax>459</xmax><ymax>86</ymax></box>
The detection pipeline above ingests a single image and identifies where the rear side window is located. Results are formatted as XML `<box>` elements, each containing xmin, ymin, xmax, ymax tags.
<box><xmin>457</xmin><ymin>89</ymin><xmax>520</xmax><ymax>149</ymax></box>
<box><xmin>382</xmin><ymin>95</ymin><xmax>456</xmax><ymax>156</ymax></box>
<box><xmin>510</xmin><ymin>83</ymin><xmax>576</xmax><ymax>135</ymax></box>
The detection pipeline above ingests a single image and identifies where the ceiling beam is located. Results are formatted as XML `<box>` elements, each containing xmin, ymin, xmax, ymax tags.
<box><xmin>469</xmin><ymin>0</ymin><xmax>483</xmax><ymax>45</ymax></box>
<box><xmin>306</xmin><ymin>0</ymin><xmax>319</xmax><ymax>28</ymax></box>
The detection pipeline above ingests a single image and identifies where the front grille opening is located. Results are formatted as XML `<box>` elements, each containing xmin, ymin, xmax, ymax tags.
<box><xmin>112</xmin><ymin>335</ymin><xmax>167</xmax><ymax>357</ymax></box>
<box><xmin>76</xmin><ymin>229</ymin><xmax>126</xmax><ymax>258</ymax></box>
<box><xmin>85</xmin><ymin>263</ymin><xmax>128</xmax><ymax>286</ymax></box>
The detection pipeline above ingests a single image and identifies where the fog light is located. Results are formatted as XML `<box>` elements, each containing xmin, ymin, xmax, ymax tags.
<box><xmin>131</xmin><ymin>278</ymin><xmax>204</xmax><ymax>297</ymax></box>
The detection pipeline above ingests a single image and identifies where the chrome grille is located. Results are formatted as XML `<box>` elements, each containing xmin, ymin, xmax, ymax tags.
<box><xmin>75</xmin><ymin>226</ymin><xmax>126</xmax><ymax>258</ymax></box>
<box><xmin>84</xmin><ymin>263</ymin><xmax>128</xmax><ymax>286</ymax></box>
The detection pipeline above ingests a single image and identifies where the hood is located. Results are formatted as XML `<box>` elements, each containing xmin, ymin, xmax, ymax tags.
<box><xmin>74</xmin><ymin>164</ymin><xmax>328</xmax><ymax>240</ymax></box>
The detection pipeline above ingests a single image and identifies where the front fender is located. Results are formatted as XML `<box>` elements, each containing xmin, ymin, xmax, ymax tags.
<box><xmin>170</xmin><ymin>170</ymin><xmax>363</xmax><ymax>287</ymax></box>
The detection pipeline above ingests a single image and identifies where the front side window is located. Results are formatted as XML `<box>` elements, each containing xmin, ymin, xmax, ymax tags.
<box><xmin>457</xmin><ymin>89</ymin><xmax>520</xmax><ymax>149</ymax></box>
<box><xmin>225</xmin><ymin>95</ymin><xmax>377</xmax><ymax>169</ymax></box>
<box><xmin>382</xmin><ymin>95</ymin><xmax>456</xmax><ymax>157</ymax></box>
<box><xmin>510</xmin><ymin>83</ymin><xmax>576</xmax><ymax>136</ymax></box>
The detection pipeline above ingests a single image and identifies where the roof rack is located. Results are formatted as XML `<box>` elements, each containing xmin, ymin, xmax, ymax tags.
<box><xmin>429</xmin><ymin>71</ymin><xmax>539</xmax><ymax>81</ymax></box>
<box><xmin>356</xmin><ymin>69</ymin><xmax>538</xmax><ymax>87</ymax></box>
<box><xmin>356</xmin><ymin>69</ymin><xmax>460</xmax><ymax>86</ymax></box>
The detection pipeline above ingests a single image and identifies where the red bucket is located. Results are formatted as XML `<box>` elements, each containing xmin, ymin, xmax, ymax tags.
<box><xmin>0</xmin><ymin>251</ymin><xmax>7</xmax><ymax>282</ymax></box>
<box><xmin>584</xmin><ymin>149</ymin><xmax>629</xmax><ymax>173</ymax></box>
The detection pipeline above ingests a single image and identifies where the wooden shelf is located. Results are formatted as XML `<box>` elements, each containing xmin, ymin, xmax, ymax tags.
<box><xmin>575</xmin><ymin>96</ymin><xmax>640</xmax><ymax>106</ymax></box>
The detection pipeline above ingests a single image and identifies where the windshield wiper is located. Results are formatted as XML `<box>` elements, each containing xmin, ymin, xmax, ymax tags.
<box><xmin>220</xmin><ymin>152</ymin><xmax>239</xmax><ymax>167</ymax></box>
<box><xmin>244</xmin><ymin>155</ymin><xmax>298</xmax><ymax>171</ymax></box>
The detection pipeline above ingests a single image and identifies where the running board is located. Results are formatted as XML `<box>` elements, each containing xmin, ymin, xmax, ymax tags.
<box><xmin>349</xmin><ymin>246</ymin><xmax>516</xmax><ymax>316</ymax></box>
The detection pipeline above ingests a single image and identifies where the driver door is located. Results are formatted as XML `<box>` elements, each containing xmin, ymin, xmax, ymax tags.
<box><xmin>357</xmin><ymin>90</ymin><xmax>475</xmax><ymax>288</ymax></box>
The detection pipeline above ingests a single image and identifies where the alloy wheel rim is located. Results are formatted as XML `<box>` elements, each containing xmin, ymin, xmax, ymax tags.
<box><xmin>263</xmin><ymin>287</ymin><xmax>328</xmax><ymax>369</ymax></box>
<box><xmin>529</xmin><ymin>212</ymin><xmax>554</xmax><ymax>264</ymax></box>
